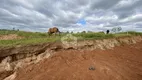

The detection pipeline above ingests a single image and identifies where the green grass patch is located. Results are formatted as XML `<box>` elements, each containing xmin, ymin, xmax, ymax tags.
<box><xmin>0</xmin><ymin>29</ymin><xmax>49</xmax><ymax>38</ymax></box>
<box><xmin>73</xmin><ymin>32</ymin><xmax>114</xmax><ymax>40</ymax></box>
<box><xmin>0</xmin><ymin>37</ymin><xmax>59</xmax><ymax>47</ymax></box>
<box><xmin>0</xmin><ymin>29</ymin><xmax>142</xmax><ymax>47</ymax></box>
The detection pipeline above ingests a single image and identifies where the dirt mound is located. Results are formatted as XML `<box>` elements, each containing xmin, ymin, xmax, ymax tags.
<box><xmin>0</xmin><ymin>36</ymin><xmax>142</xmax><ymax>80</ymax></box>
<box><xmin>15</xmin><ymin>41</ymin><xmax>142</xmax><ymax>80</ymax></box>
<box><xmin>0</xmin><ymin>34</ymin><xmax>23</xmax><ymax>40</ymax></box>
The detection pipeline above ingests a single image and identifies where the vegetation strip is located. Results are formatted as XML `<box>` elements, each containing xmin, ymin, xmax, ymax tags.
<box><xmin>0</xmin><ymin>29</ymin><xmax>142</xmax><ymax>47</ymax></box>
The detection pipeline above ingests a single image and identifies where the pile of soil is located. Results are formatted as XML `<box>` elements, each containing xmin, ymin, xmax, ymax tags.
<box><xmin>15</xmin><ymin>41</ymin><xmax>142</xmax><ymax>80</ymax></box>
<box><xmin>0</xmin><ymin>34</ymin><xmax>23</xmax><ymax>40</ymax></box>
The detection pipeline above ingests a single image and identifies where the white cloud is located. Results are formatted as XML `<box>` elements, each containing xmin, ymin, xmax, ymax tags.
<box><xmin>116</xmin><ymin>0</ymin><xmax>139</xmax><ymax>7</ymax></box>
<box><xmin>119</xmin><ymin>14</ymin><xmax>142</xmax><ymax>23</ymax></box>
<box><xmin>12</xmin><ymin>0</ymin><xmax>36</xmax><ymax>9</ymax></box>
<box><xmin>0</xmin><ymin>0</ymin><xmax>142</xmax><ymax>32</ymax></box>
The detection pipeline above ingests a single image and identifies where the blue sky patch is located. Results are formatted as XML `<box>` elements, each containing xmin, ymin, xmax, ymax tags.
<box><xmin>77</xmin><ymin>19</ymin><xmax>86</xmax><ymax>25</ymax></box>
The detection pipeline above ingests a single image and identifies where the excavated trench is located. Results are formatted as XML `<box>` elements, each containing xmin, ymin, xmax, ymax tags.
<box><xmin>0</xmin><ymin>36</ymin><xmax>142</xmax><ymax>80</ymax></box>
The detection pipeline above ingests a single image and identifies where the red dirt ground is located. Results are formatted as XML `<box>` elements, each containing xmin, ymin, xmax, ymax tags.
<box><xmin>15</xmin><ymin>42</ymin><xmax>142</xmax><ymax>80</ymax></box>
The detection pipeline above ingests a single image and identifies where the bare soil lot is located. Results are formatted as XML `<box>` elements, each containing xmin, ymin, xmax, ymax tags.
<box><xmin>15</xmin><ymin>41</ymin><xmax>142</xmax><ymax>80</ymax></box>
<box><xmin>0</xmin><ymin>34</ymin><xmax>23</xmax><ymax>40</ymax></box>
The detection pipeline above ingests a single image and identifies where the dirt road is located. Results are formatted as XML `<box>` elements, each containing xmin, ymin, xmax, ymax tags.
<box><xmin>15</xmin><ymin>42</ymin><xmax>142</xmax><ymax>80</ymax></box>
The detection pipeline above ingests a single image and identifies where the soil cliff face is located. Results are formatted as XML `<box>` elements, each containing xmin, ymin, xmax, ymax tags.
<box><xmin>15</xmin><ymin>42</ymin><xmax>142</xmax><ymax>80</ymax></box>
<box><xmin>0</xmin><ymin>36</ymin><xmax>142</xmax><ymax>80</ymax></box>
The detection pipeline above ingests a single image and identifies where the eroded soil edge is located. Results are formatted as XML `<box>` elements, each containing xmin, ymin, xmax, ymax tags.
<box><xmin>0</xmin><ymin>36</ymin><xmax>142</xmax><ymax>80</ymax></box>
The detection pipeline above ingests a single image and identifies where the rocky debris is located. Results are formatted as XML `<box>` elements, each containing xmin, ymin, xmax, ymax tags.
<box><xmin>35</xmin><ymin>49</ymin><xmax>51</xmax><ymax>63</ymax></box>
<box><xmin>0</xmin><ymin>71</ymin><xmax>13</xmax><ymax>80</ymax></box>
<box><xmin>0</xmin><ymin>56</ymin><xmax>13</xmax><ymax>73</ymax></box>
<box><xmin>89</xmin><ymin>66</ymin><xmax>95</xmax><ymax>70</ymax></box>
<box><xmin>0</xmin><ymin>56</ymin><xmax>14</xmax><ymax>80</ymax></box>
<box><xmin>0</xmin><ymin>49</ymin><xmax>52</xmax><ymax>80</ymax></box>
<box><xmin>3</xmin><ymin>72</ymin><xmax>16</xmax><ymax>80</ymax></box>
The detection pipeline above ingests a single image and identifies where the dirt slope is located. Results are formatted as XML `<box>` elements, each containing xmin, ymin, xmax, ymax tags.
<box><xmin>15</xmin><ymin>41</ymin><xmax>142</xmax><ymax>80</ymax></box>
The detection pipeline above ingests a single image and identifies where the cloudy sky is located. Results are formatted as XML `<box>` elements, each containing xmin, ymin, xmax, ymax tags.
<box><xmin>0</xmin><ymin>0</ymin><xmax>142</xmax><ymax>32</ymax></box>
